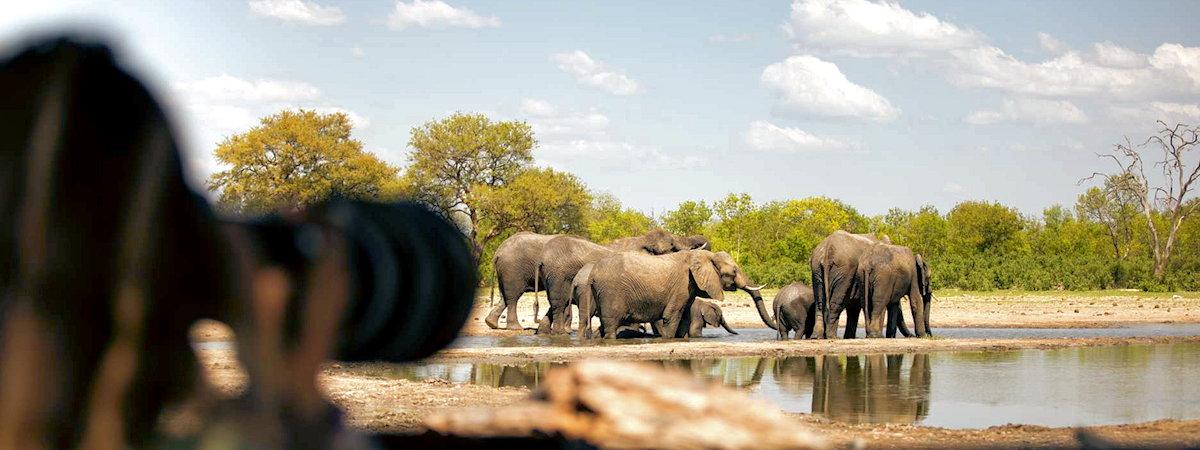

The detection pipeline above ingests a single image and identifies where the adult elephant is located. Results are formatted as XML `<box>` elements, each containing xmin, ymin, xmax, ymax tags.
<box><xmin>856</xmin><ymin>244</ymin><xmax>930</xmax><ymax>338</ymax></box>
<box><xmin>586</xmin><ymin>250</ymin><xmax>777</xmax><ymax>339</ymax></box>
<box><xmin>538</xmin><ymin>230</ymin><xmax>709</xmax><ymax>334</ymax></box>
<box><xmin>773</xmin><ymin>282</ymin><xmax>816</xmax><ymax>339</ymax></box>
<box><xmin>809</xmin><ymin>231</ymin><xmax>890</xmax><ymax>339</ymax></box>
<box><xmin>484</xmin><ymin>232</ymin><xmax>559</xmax><ymax>330</ymax></box>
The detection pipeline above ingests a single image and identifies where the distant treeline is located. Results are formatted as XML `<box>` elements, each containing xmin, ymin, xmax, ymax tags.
<box><xmin>207</xmin><ymin>110</ymin><xmax>1200</xmax><ymax>292</ymax></box>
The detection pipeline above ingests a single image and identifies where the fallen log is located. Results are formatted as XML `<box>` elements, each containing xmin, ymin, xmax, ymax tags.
<box><xmin>423</xmin><ymin>359</ymin><xmax>826</xmax><ymax>450</ymax></box>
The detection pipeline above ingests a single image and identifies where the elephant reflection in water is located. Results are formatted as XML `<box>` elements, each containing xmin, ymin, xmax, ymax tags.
<box><xmin>471</xmin><ymin>363</ymin><xmax>563</xmax><ymax>388</ymax></box>
<box><xmin>659</xmin><ymin>358</ymin><xmax>772</xmax><ymax>389</ymax></box>
<box><xmin>806</xmin><ymin>354</ymin><xmax>931</xmax><ymax>424</ymax></box>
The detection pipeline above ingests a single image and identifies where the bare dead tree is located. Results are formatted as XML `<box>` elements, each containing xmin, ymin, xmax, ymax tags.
<box><xmin>1085</xmin><ymin>121</ymin><xmax>1200</xmax><ymax>280</ymax></box>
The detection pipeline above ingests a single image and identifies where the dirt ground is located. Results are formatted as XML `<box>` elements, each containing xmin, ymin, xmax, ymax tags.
<box><xmin>195</xmin><ymin>348</ymin><xmax>1200</xmax><ymax>449</ymax></box>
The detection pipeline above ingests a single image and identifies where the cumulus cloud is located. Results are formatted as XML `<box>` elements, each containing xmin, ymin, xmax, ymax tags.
<box><xmin>743</xmin><ymin>121</ymin><xmax>858</xmax><ymax>153</ymax></box>
<box><xmin>1038</xmin><ymin>32</ymin><xmax>1066</xmax><ymax>55</ymax></box>
<box><xmin>784</xmin><ymin>0</ymin><xmax>984</xmax><ymax>57</ymax></box>
<box><xmin>248</xmin><ymin>0</ymin><xmax>345</xmax><ymax>25</ymax></box>
<box><xmin>551</xmin><ymin>50</ymin><xmax>642</xmax><ymax>96</ymax></box>
<box><xmin>761</xmin><ymin>55</ymin><xmax>900</xmax><ymax>121</ymax></box>
<box><xmin>171</xmin><ymin>74</ymin><xmax>367</xmax><ymax>177</ymax></box>
<box><xmin>782</xmin><ymin>0</ymin><xmax>1200</xmax><ymax>105</ymax></box>
<box><xmin>517</xmin><ymin>99</ymin><xmax>701</xmax><ymax>169</ymax></box>
<box><xmin>1109</xmin><ymin>102</ymin><xmax>1200</xmax><ymax>124</ymax></box>
<box><xmin>964</xmin><ymin>98</ymin><xmax>1088</xmax><ymax>126</ymax></box>
<box><xmin>387</xmin><ymin>0</ymin><xmax>500</xmax><ymax>30</ymax></box>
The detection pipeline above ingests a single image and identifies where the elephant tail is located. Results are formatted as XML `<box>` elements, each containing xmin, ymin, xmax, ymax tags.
<box><xmin>860</xmin><ymin>267</ymin><xmax>871</xmax><ymax>334</ymax></box>
<box><xmin>820</xmin><ymin>264</ymin><xmax>833</xmax><ymax>338</ymax></box>
<box><xmin>532</xmin><ymin>262</ymin><xmax>541</xmax><ymax>320</ymax></box>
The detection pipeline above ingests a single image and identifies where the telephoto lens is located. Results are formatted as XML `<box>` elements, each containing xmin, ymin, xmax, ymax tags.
<box><xmin>242</xmin><ymin>200</ymin><xmax>479</xmax><ymax>363</ymax></box>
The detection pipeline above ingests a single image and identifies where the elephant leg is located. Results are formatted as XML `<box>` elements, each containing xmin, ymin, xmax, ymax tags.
<box><xmin>802</xmin><ymin>305</ymin><xmax>816</xmax><ymax>339</ymax></box>
<box><xmin>866</xmin><ymin>297</ymin><xmax>887</xmax><ymax>338</ymax></box>
<box><xmin>886</xmin><ymin>303</ymin><xmax>900</xmax><ymax>338</ymax></box>
<box><xmin>843</xmin><ymin>302</ymin><xmax>860</xmax><ymax>339</ymax></box>
<box><xmin>599</xmin><ymin>316</ymin><xmax>621</xmax><ymax>339</ymax></box>
<box><xmin>810</xmin><ymin>306</ymin><xmax>825</xmax><ymax>339</ymax></box>
<box><xmin>484</xmin><ymin>303</ymin><xmax>505</xmax><ymax>329</ymax></box>
<box><xmin>549</xmin><ymin>283</ymin><xmax>574</xmax><ymax>334</ymax></box>
<box><xmin>650</xmin><ymin>320</ymin><xmax>663</xmax><ymax>337</ymax></box>
<box><xmin>501</xmin><ymin>278</ymin><xmax>527</xmax><ymax>330</ymax></box>
<box><xmin>824</xmin><ymin>279</ymin><xmax>852</xmax><ymax>339</ymax></box>
<box><xmin>775</xmin><ymin>308</ymin><xmax>788</xmax><ymax>340</ymax></box>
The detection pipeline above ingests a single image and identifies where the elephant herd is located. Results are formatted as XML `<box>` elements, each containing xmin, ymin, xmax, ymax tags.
<box><xmin>485</xmin><ymin>229</ymin><xmax>932</xmax><ymax>340</ymax></box>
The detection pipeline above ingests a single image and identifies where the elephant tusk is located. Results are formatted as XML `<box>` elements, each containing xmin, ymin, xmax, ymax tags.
<box><xmin>745</xmin><ymin>285</ymin><xmax>764</xmax><ymax>291</ymax></box>
<box><xmin>697</xmin><ymin>242</ymin><xmax>708</xmax><ymax>250</ymax></box>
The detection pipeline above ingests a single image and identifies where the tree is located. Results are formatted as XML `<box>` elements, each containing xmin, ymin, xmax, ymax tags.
<box><xmin>1075</xmin><ymin>185</ymin><xmax>1137</xmax><ymax>263</ymax></box>
<box><xmin>661</xmin><ymin>200</ymin><xmax>712</xmax><ymax>236</ymax></box>
<box><xmin>207</xmin><ymin>109</ymin><xmax>397</xmax><ymax>215</ymax></box>
<box><xmin>587</xmin><ymin>194</ymin><xmax>654</xmax><ymax>244</ymax></box>
<box><xmin>405</xmin><ymin>112</ymin><xmax>535</xmax><ymax>257</ymax></box>
<box><xmin>1088</xmin><ymin>121</ymin><xmax>1200</xmax><ymax>280</ymax></box>
<box><xmin>473</xmin><ymin>168</ymin><xmax>592</xmax><ymax>243</ymax></box>
<box><xmin>946</xmin><ymin>201</ymin><xmax>1025</xmax><ymax>255</ymax></box>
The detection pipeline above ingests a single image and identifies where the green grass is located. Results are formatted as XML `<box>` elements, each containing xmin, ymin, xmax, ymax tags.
<box><xmin>936</xmin><ymin>288</ymin><xmax>1200</xmax><ymax>299</ymax></box>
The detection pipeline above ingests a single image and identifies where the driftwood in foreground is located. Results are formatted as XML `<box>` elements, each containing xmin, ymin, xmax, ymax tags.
<box><xmin>423</xmin><ymin>359</ymin><xmax>826</xmax><ymax>450</ymax></box>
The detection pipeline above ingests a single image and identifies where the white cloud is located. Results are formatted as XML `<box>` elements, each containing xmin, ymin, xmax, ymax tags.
<box><xmin>1037</xmin><ymin>32</ymin><xmax>1066</xmax><ymax>55</ymax></box>
<box><xmin>743</xmin><ymin>121</ymin><xmax>858</xmax><ymax>153</ymax></box>
<box><xmin>964</xmin><ymin>98</ymin><xmax>1088</xmax><ymax>125</ymax></box>
<box><xmin>782</xmin><ymin>0</ymin><xmax>1200</xmax><ymax>104</ymax></box>
<box><xmin>761</xmin><ymin>55</ymin><xmax>900</xmax><ymax>121</ymax></box>
<box><xmin>350</xmin><ymin>46</ymin><xmax>365</xmax><ymax>58</ymax></box>
<box><xmin>248</xmin><ymin>0</ymin><xmax>345</xmax><ymax>25</ymax></box>
<box><xmin>1109</xmin><ymin>102</ymin><xmax>1200</xmax><ymax>124</ymax></box>
<box><xmin>552</xmin><ymin>51</ymin><xmax>642</xmax><ymax>96</ymax></box>
<box><xmin>1090</xmin><ymin>42</ymin><xmax>1145</xmax><ymax>69</ymax></box>
<box><xmin>708</xmin><ymin>33</ymin><xmax>755</xmax><ymax>43</ymax></box>
<box><xmin>784</xmin><ymin>0</ymin><xmax>984</xmax><ymax>57</ymax></box>
<box><xmin>387</xmin><ymin>0</ymin><xmax>500</xmax><ymax>30</ymax></box>
<box><xmin>516</xmin><ymin>99</ymin><xmax>700</xmax><ymax>169</ymax></box>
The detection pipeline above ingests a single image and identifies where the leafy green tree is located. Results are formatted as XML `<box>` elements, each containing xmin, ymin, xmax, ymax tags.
<box><xmin>207</xmin><ymin>109</ymin><xmax>397</xmax><ymax>215</ymax></box>
<box><xmin>473</xmin><ymin>168</ymin><xmax>591</xmax><ymax>242</ymax></box>
<box><xmin>946</xmin><ymin>201</ymin><xmax>1025</xmax><ymax>255</ymax></box>
<box><xmin>587</xmin><ymin>194</ymin><xmax>655</xmax><ymax>244</ymax></box>
<box><xmin>404</xmin><ymin>112</ymin><xmax>535</xmax><ymax>257</ymax></box>
<box><xmin>662</xmin><ymin>200</ymin><xmax>712</xmax><ymax>236</ymax></box>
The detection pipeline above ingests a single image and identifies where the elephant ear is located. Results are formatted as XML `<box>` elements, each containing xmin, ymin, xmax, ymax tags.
<box><xmin>701</xmin><ymin>303</ymin><xmax>721</xmax><ymax>326</ymax></box>
<box><xmin>689</xmin><ymin>252</ymin><xmax>724</xmax><ymax>301</ymax></box>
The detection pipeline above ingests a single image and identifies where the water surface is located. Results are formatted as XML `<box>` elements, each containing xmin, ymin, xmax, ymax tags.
<box><xmin>387</xmin><ymin>342</ymin><xmax>1200</xmax><ymax>428</ymax></box>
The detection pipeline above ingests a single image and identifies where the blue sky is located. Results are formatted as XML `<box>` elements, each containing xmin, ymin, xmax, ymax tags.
<box><xmin>4</xmin><ymin>0</ymin><xmax>1200</xmax><ymax>217</ymax></box>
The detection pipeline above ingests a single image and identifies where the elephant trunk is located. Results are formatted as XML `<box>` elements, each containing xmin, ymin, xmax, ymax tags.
<box><xmin>746</xmin><ymin>288</ymin><xmax>778</xmax><ymax>330</ymax></box>
<box><xmin>719</xmin><ymin>316</ymin><xmax>738</xmax><ymax>335</ymax></box>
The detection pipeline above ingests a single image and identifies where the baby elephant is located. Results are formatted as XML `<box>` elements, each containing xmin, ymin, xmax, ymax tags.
<box><xmin>679</xmin><ymin>299</ymin><xmax>738</xmax><ymax>337</ymax></box>
<box><xmin>773</xmin><ymin>282</ymin><xmax>816</xmax><ymax>339</ymax></box>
